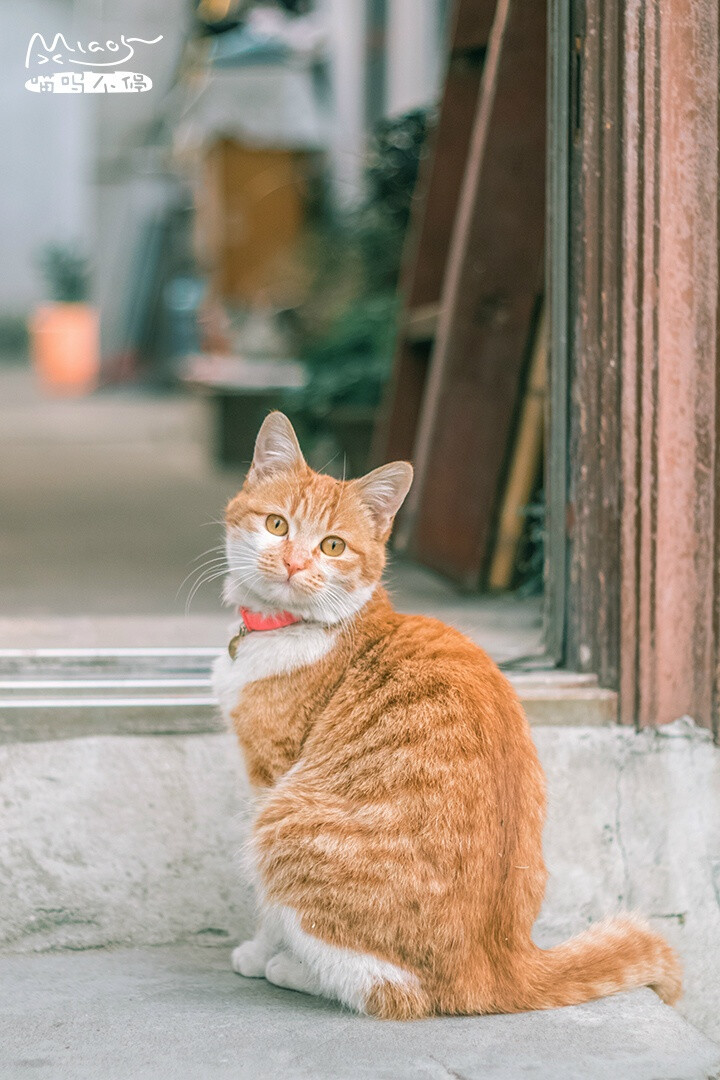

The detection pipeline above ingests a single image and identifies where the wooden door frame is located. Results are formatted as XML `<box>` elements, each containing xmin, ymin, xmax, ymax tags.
<box><xmin>545</xmin><ymin>0</ymin><xmax>572</xmax><ymax>667</ymax></box>
<box><xmin>548</xmin><ymin>0</ymin><xmax>632</xmax><ymax>690</ymax></box>
<box><xmin>549</xmin><ymin>0</ymin><xmax>720</xmax><ymax>736</ymax></box>
<box><xmin>552</xmin><ymin>0</ymin><xmax>624</xmax><ymax>687</ymax></box>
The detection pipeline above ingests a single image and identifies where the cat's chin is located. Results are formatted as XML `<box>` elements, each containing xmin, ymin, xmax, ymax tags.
<box><xmin>223</xmin><ymin>574</ymin><xmax>376</xmax><ymax>625</ymax></box>
<box><xmin>223</xmin><ymin>574</ymin><xmax>323</xmax><ymax>620</ymax></box>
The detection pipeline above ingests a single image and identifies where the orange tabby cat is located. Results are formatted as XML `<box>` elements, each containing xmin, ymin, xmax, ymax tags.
<box><xmin>212</xmin><ymin>412</ymin><xmax>681</xmax><ymax>1019</ymax></box>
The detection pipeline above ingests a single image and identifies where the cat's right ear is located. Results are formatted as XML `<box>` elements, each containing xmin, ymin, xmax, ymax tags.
<box><xmin>247</xmin><ymin>412</ymin><xmax>305</xmax><ymax>481</ymax></box>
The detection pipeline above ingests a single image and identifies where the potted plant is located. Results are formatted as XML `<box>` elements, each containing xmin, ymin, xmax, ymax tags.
<box><xmin>29</xmin><ymin>245</ymin><xmax>99</xmax><ymax>394</ymax></box>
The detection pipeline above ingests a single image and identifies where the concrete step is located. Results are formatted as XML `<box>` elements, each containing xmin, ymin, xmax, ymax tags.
<box><xmin>0</xmin><ymin>648</ymin><xmax>616</xmax><ymax>743</ymax></box>
<box><xmin>1</xmin><ymin>942</ymin><xmax>718</xmax><ymax>1080</ymax></box>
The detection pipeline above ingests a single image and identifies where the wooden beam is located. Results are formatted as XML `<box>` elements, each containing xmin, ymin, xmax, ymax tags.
<box><xmin>397</xmin><ymin>0</ymin><xmax>547</xmax><ymax>587</ymax></box>
<box><xmin>563</xmin><ymin>0</ymin><xmax>623</xmax><ymax>689</ymax></box>
<box><xmin>487</xmin><ymin>307</ymin><xmax>547</xmax><ymax>590</ymax></box>
<box><xmin>453</xmin><ymin>0</ymin><xmax>501</xmax><ymax>52</ymax></box>
<box><xmin>403</xmin><ymin>304</ymin><xmax>441</xmax><ymax>343</ymax></box>
<box><xmin>544</xmin><ymin>0</ymin><xmax>572</xmax><ymax>667</ymax></box>
<box><xmin>373</xmin><ymin>0</ymin><xmax>497</xmax><ymax>465</ymax></box>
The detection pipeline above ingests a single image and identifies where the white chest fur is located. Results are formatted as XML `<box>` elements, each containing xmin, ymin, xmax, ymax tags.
<box><xmin>212</xmin><ymin>622</ymin><xmax>338</xmax><ymax>722</ymax></box>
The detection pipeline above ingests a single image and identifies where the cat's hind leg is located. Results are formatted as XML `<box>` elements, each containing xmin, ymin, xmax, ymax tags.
<box><xmin>272</xmin><ymin>905</ymin><xmax>431</xmax><ymax>1017</ymax></box>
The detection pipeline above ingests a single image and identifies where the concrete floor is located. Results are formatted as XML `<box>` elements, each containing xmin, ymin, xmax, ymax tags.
<box><xmin>1</xmin><ymin>942</ymin><xmax>719</xmax><ymax>1080</ymax></box>
<box><xmin>0</xmin><ymin>365</ymin><xmax>542</xmax><ymax>660</ymax></box>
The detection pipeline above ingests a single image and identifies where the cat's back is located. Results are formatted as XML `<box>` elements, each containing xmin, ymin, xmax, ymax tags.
<box><xmin>257</xmin><ymin>603</ymin><xmax>543</xmax><ymax>914</ymax></box>
<box><xmin>306</xmin><ymin>605</ymin><xmax>532</xmax><ymax>777</ymax></box>
<box><xmin>357</xmin><ymin>607</ymin><xmax>522</xmax><ymax>717</ymax></box>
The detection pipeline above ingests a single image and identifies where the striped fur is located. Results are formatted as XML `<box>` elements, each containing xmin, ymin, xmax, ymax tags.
<box><xmin>218</xmin><ymin>413</ymin><xmax>681</xmax><ymax>1018</ymax></box>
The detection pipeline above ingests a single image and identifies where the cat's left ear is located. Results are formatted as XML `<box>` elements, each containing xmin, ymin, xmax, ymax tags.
<box><xmin>248</xmin><ymin>412</ymin><xmax>305</xmax><ymax>481</ymax></box>
<box><xmin>353</xmin><ymin>462</ymin><xmax>413</xmax><ymax>537</ymax></box>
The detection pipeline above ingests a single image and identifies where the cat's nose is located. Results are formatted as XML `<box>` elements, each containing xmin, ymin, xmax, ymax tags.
<box><xmin>283</xmin><ymin>554</ymin><xmax>309</xmax><ymax>578</ymax></box>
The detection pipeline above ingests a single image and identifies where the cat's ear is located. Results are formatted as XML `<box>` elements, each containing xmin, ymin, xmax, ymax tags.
<box><xmin>353</xmin><ymin>462</ymin><xmax>413</xmax><ymax>536</ymax></box>
<box><xmin>249</xmin><ymin>412</ymin><xmax>305</xmax><ymax>480</ymax></box>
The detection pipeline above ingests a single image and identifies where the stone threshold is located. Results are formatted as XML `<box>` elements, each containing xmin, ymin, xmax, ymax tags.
<box><xmin>0</xmin><ymin>647</ymin><xmax>617</xmax><ymax>743</ymax></box>
<box><xmin>1</xmin><ymin>942</ymin><xmax>718</xmax><ymax>1080</ymax></box>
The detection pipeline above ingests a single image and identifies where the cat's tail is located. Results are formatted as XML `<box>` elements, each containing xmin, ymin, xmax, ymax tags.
<box><xmin>501</xmin><ymin>915</ymin><xmax>682</xmax><ymax>1012</ymax></box>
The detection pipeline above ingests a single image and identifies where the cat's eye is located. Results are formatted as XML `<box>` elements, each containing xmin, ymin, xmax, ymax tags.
<box><xmin>320</xmin><ymin>536</ymin><xmax>345</xmax><ymax>557</ymax></box>
<box><xmin>265</xmin><ymin>514</ymin><xmax>288</xmax><ymax>536</ymax></box>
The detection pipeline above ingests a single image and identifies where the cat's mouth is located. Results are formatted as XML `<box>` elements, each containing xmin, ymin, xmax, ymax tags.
<box><xmin>224</xmin><ymin>568</ymin><xmax>318</xmax><ymax>616</ymax></box>
<box><xmin>262</xmin><ymin>577</ymin><xmax>326</xmax><ymax>612</ymax></box>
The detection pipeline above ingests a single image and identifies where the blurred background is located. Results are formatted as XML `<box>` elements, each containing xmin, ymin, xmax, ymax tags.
<box><xmin>0</xmin><ymin>0</ymin><xmax>545</xmax><ymax>637</ymax></box>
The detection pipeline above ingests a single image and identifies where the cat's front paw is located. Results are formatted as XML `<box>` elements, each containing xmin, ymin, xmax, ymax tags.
<box><xmin>231</xmin><ymin>940</ymin><xmax>268</xmax><ymax>978</ymax></box>
<box><xmin>265</xmin><ymin>951</ymin><xmax>320</xmax><ymax>995</ymax></box>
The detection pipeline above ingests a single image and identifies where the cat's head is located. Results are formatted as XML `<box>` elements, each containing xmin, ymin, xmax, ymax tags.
<box><xmin>223</xmin><ymin>412</ymin><xmax>413</xmax><ymax>623</ymax></box>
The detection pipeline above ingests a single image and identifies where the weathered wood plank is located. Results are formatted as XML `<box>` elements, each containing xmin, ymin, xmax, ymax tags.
<box><xmin>453</xmin><ymin>0</ymin><xmax>500</xmax><ymax>52</ymax></box>
<box><xmin>398</xmin><ymin>0</ymin><xmax>547</xmax><ymax>586</ymax></box>
<box><xmin>374</xmin><ymin>0</ymin><xmax>495</xmax><ymax>465</ymax></box>
<box><xmin>564</xmin><ymin>0</ymin><xmax>623</xmax><ymax>690</ymax></box>
<box><xmin>544</xmin><ymin>0</ymin><xmax>572</xmax><ymax>666</ymax></box>
<box><xmin>488</xmin><ymin>308</ymin><xmax>547</xmax><ymax>590</ymax></box>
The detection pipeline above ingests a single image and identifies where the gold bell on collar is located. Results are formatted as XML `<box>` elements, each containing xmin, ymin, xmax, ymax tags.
<box><xmin>227</xmin><ymin>624</ymin><xmax>248</xmax><ymax>660</ymax></box>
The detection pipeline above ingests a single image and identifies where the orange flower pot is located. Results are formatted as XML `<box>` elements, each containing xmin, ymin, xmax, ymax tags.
<box><xmin>29</xmin><ymin>303</ymin><xmax>99</xmax><ymax>394</ymax></box>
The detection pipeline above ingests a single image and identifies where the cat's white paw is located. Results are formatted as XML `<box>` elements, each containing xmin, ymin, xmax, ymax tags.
<box><xmin>231</xmin><ymin>940</ymin><xmax>268</xmax><ymax>978</ymax></box>
<box><xmin>265</xmin><ymin>950</ymin><xmax>320</xmax><ymax>995</ymax></box>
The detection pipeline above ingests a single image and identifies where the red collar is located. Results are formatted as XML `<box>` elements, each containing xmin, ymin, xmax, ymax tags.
<box><xmin>238</xmin><ymin>606</ymin><xmax>301</xmax><ymax>632</ymax></box>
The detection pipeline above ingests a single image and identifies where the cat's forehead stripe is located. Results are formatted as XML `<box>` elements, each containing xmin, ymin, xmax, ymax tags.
<box><xmin>285</xmin><ymin>477</ymin><xmax>353</xmax><ymax>529</ymax></box>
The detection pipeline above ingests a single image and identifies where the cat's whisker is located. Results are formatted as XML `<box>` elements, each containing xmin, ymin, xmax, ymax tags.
<box><xmin>176</xmin><ymin>557</ymin><xmax>229</xmax><ymax>601</ymax></box>
<box><xmin>182</xmin><ymin>555</ymin><xmax>228</xmax><ymax>579</ymax></box>
<box><xmin>189</xmin><ymin>545</ymin><xmax>226</xmax><ymax>563</ymax></box>
<box><xmin>219</xmin><ymin>567</ymin><xmax>266</xmax><ymax>609</ymax></box>
<box><xmin>174</xmin><ymin>570</ymin><xmax>225</xmax><ymax>604</ymax></box>
<box><xmin>184</xmin><ymin>564</ymin><xmax>235</xmax><ymax>613</ymax></box>
<box><xmin>184</xmin><ymin>573</ymin><xmax>227</xmax><ymax>612</ymax></box>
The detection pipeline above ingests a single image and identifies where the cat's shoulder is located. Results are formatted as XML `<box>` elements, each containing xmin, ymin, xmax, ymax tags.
<box><xmin>389</xmin><ymin>610</ymin><xmax>487</xmax><ymax>657</ymax></box>
<box><xmin>212</xmin><ymin>622</ymin><xmax>338</xmax><ymax>717</ymax></box>
<box><xmin>363</xmin><ymin>609</ymin><xmax>498</xmax><ymax>692</ymax></box>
